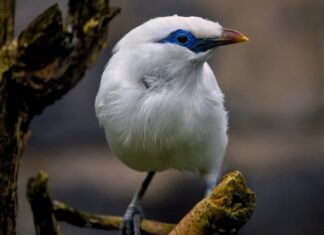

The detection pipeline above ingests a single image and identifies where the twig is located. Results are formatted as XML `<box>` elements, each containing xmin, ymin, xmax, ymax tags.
<box><xmin>26</xmin><ymin>172</ymin><xmax>61</xmax><ymax>235</ymax></box>
<box><xmin>53</xmin><ymin>201</ymin><xmax>175</xmax><ymax>235</ymax></box>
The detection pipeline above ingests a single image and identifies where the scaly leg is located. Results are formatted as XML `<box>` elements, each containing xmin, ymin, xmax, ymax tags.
<box><xmin>204</xmin><ymin>172</ymin><xmax>220</xmax><ymax>197</ymax></box>
<box><xmin>121</xmin><ymin>171</ymin><xmax>155</xmax><ymax>235</ymax></box>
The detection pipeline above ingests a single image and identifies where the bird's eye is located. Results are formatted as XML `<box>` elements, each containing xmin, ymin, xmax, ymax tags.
<box><xmin>159</xmin><ymin>30</ymin><xmax>196</xmax><ymax>49</ymax></box>
<box><xmin>176</xmin><ymin>35</ymin><xmax>189</xmax><ymax>44</ymax></box>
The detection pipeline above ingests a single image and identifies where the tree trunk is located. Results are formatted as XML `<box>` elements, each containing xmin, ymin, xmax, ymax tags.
<box><xmin>0</xmin><ymin>1</ymin><xmax>120</xmax><ymax>234</ymax></box>
<box><xmin>0</xmin><ymin>1</ymin><xmax>20</xmax><ymax>233</ymax></box>
<box><xmin>0</xmin><ymin>94</ymin><xmax>29</xmax><ymax>235</ymax></box>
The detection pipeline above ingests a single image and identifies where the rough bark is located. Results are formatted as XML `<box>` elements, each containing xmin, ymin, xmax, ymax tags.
<box><xmin>169</xmin><ymin>171</ymin><xmax>255</xmax><ymax>235</ymax></box>
<box><xmin>0</xmin><ymin>0</ymin><xmax>14</xmax><ymax>47</ymax></box>
<box><xmin>26</xmin><ymin>171</ymin><xmax>255</xmax><ymax>235</ymax></box>
<box><xmin>26</xmin><ymin>172</ymin><xmax>61</xmax><ymax>235</ymax></box>
<box><xmin>0</xmin><ymin>1</ymin><xmax>120</xmax><ymax>234</ymax></box>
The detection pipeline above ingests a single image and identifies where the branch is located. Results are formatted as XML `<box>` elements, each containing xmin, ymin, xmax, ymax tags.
<box><xmin>26</xmin><ymin>171</ymin><xmax>255</xmax><ymax>235</ymax></box>
<box><xmin>0</xmin><ymin>0</ymin><xmax>15</xmax><ymax>48</ymax></box>
<box><xmin>1</xmin><ymin>0</ymin><xmax>121</xmax><ymax>115</ymax></box>
<box><xmin>26</xmin><ymin>172</ymin><xmax>61</xmax><ymax>235</ymax></box>
<box><xmin>26</xmin><ymin>172</ymin><xmax>174</xmax><ymax>235</ymax></box>
<box><xmin>53</xmin><ymin>201</ymin><xmax>175</xmax><ymax>235</ymax></box>
<box><xmin>169</xmin><ymin>171</ymin><xmax>255</xmax><ymax>235</ymax></box>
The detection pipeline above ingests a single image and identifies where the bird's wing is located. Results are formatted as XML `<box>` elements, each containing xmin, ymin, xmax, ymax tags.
<box><xmin>201</xmin><ymin>63</ymin><xmax>224</xmax><ymax>104</ymax></box>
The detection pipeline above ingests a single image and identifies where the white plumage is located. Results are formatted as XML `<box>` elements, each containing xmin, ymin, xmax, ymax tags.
<box><xmin>95</xmin><ymin>15</ymin><xmax>247</xmax><ymax>189</ymax></box>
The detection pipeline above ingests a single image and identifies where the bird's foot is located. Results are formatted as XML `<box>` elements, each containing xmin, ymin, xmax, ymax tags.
<box><xmin>121</xmin><ymin>205</ymin><xmax>143</xmax><ymax>235</ymax></box>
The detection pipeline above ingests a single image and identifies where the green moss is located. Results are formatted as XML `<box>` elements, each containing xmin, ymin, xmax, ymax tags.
<box><xmin>26</xmin><ymin>171</ymin><xmax>49</xmax><ymax>200</ymax></box>
<box><xmin>83</xmin><ymin>18</ymin><xmax>99</xmax><ymax>33</ymax></box>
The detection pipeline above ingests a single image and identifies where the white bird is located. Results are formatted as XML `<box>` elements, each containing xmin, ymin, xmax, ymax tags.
<box><xmin>95</xmin><ymin>15</ymin><xmax>248</xmax><ymax>235</ymax></box>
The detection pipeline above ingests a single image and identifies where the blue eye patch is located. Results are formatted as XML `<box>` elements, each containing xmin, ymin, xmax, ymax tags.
<box><xmin>158</xmin><ymin>29</ymin><xmax>219</xmax><ymax>53</ymax></box>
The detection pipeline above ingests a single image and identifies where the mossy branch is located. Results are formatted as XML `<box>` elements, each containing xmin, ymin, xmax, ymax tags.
<box><xmin>27</xmin><ymin>172</ymin><xmax>62</xmax><ymax>235</ymax></box>
<box><xmin>0</xmin><ymin>0</ymin><xmax>15</xmax><ymax>48</ymax></box>
<box><xmin>170</xmin><ymin>171</ymin><xmax>255</xmax><ymax>235</ymax></box>
<box><xmin>53</xmin><ymin>201</ymin><xmax>175</xmax><ymax>235</ymax></box>
<box><xmin>26</xmin><ymin>171</ymin><xmax>255</xmax><ymax>235</ymax></box>
<box><xmin>1</xmin><ymin>1</ymin><xmax>120</xmax><ymax>115</ymax></box>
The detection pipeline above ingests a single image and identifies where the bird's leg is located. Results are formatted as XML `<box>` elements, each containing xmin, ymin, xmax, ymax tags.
<box><xmin>121</xmin><ymin>171</ymin><xmax>155</xmax><ymax>235</ymax></box>
<box><xmin>204</xmin><ymin>173</ymin><xmax>219</xmax><ymax>197</ymax></box>
<box><xmin>204</xmin><ymin>179</ymin><xmax>216</xmax><ymax>197</ymax></box>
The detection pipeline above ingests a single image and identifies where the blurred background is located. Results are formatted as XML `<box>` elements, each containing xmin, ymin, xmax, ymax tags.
<box><xmin>15</xmin><ymin>0</ymin><xmax>324</xmax><ymax>234</ymax></box>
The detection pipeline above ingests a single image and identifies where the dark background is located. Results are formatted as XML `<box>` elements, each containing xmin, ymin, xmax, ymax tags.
<box><xmin>15</xmin><ymin>0</ymin><xmax>324</xmax><ymax>234</ymax></box>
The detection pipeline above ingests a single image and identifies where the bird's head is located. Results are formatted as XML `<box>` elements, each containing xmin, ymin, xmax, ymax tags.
<box><xmin>114</xmin><ymin>15</ymin><xmax>248</xmax><ymax>65</ymax></box>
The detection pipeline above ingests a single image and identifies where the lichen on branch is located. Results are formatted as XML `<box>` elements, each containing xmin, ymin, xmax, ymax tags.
<box><xmin>170</xmin><ymin>171</ymin><xmax>255</xmax><ymax>235</ymax></box>
<box><xmin>27</xmin><ymin>172</ymin><xmax>61</xmax><ymax>235</ymax></box>
<box><xmin>0</xmin><ymin>0</ymin><xmax>15</xmax><ymax>47</ymax></box>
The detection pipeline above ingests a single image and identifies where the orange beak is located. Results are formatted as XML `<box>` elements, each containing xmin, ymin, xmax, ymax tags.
<box><xmin>217</xmin><ymin>28</ymin><xmax>249</xmax><ymax>46</ymax></box>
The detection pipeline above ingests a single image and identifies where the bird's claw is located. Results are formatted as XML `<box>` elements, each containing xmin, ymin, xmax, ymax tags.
<box><xmin>121</xmin><ymin>205</ymin><xmax>143</xmax><ymax>235</ymax></box>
